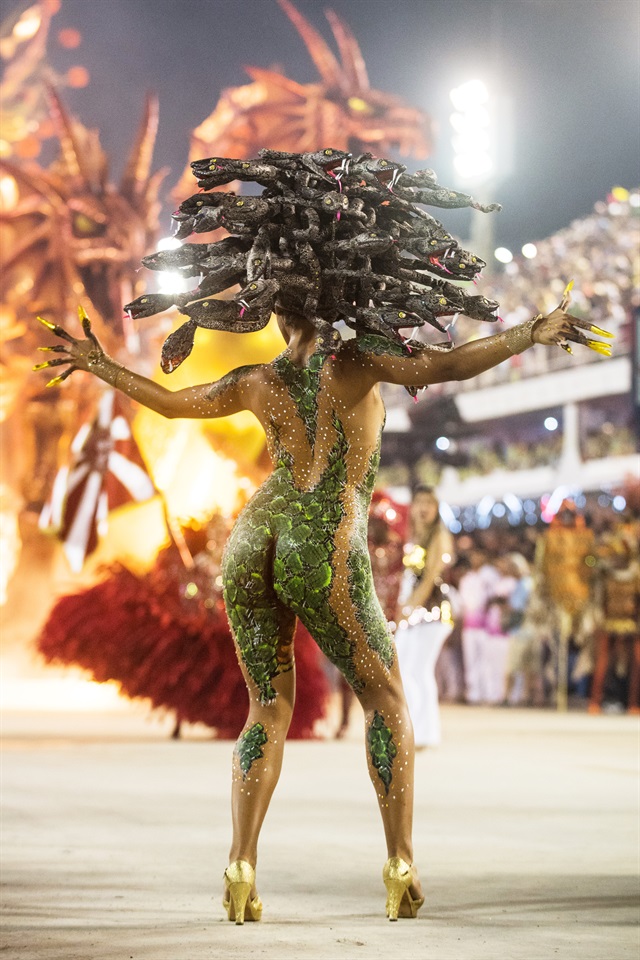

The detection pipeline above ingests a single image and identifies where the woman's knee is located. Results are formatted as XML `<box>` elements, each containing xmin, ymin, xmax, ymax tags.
<box><xmin>357</xmin><ymin>674</ymin><xmax>408</xmax><ymax>717</ymax></box>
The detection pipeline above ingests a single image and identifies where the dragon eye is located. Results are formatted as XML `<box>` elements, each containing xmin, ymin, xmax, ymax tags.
<box><xmin>196</xmin><ymin>200</ymin><xmax>203</xmax><ymax>206</ymax></box>
<box><xmin>236</xmin><ymin>200</ymin><xmax>244</xmax><ymax>206</ymax></box>
<box><xmin>380</xmin><ymin>160</ymin><xmax>387</xmax><ymax>166</ymax></box>
<box><xmin>141</xmin><ymin>298</ymin><xmax>148</xmax><ymax>303</ymax></box>
<box><xmin>398</xmin><ymin>311</ymin><xmax>406</xmax><ymax>319</ymax></box>
<box><xmin>471</xmin><ymin>257</ymin><xmax>477</xmax><ymax>263</ymax></box>
<box><xmin>430</xmin><ymin>240</ymin><xmax>437</xmax><ymax>246</ymax></box>
<box><xmin>71</xmin><ymin>212</ymin><xmax>105</xmax><ymax>238</ymax></box>
<box><xmin>324</xmin><ymin>198</ymin><xmax>332</xmax><ymax>204</ymax></box>
<box><xmin>439</xmin><ymin>298</ymin><xmax>446</xmax><ymax>305</ymax></box>
<box><xmin>324</xmin><ymin>149</ymin><xmax>333</xmax><ymax>155</ymax></box>
<box><xmin>458</xmin><ymin>263</ymin><xmax>466</xmax><ymax>269</ymax></box>
<box><xmin>203</xmin><ymin>301</ymin><xmax>210</xmax><ymax>307</ymax></box>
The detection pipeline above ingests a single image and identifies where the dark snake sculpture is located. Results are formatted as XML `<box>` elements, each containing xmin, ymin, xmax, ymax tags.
<box><xmin>125</xmin><ymin>150</ymin><xmax>502</xmax><ymax>385</ymax></box>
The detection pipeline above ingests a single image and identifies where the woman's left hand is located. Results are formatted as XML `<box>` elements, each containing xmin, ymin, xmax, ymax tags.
<box><xmin>531</xmin><ymin>285</ymin><xmax>613</xmax><ymax>356</ymax></box>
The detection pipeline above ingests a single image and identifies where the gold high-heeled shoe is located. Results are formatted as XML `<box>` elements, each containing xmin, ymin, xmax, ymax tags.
<box><xmin>222</xmin><ymin>860</ymin><xmax>263</xmax><ymax>924</ymax></box>
<box><xmin>382</xmin><ymin>857</ymin><xmax>424</xmax><ymax>920</ymax></box>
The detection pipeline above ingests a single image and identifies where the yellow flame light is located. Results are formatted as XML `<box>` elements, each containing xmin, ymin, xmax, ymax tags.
<box><xmin>12</xmin><ymin>6</ymin><xmax>42</xmax><ymax>41</ymax></box>
<box><xmin>134</xmin><ymin>412</ymin><xmax>253</xmax><ymax>522</ymax></box>
<box><xmin>0</xmin><ymin>174</ymin><xmax>19</xmax><ymax>212</ymax></box>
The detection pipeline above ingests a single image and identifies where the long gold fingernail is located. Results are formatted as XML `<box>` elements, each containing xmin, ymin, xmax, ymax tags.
<box><xmin>78</xmin><ymin>304</ymin><xmax>89</xmax><ymax>322</ymax></box>
<box><xmin>37</xmin><ymin>315</ymin><xmax>56</xmax><ymax>330</ymax></box>
<box><xmin>38</xmin><ymin>346</ymin><xmax>55</xmax><ymax>351</ymax></box>
<box><xmin>590</xmin><ymin>325</ymin><xmax>614</xmax><ymax>338</ymax></box>
<box><xmin>33</xmin><ymin>362</ymin><xmax>51</xmax><ymax>370</ymax></box>
<box><xmin>563</xmin><ymin>280</ymin><xmax>574</xmax><ymax>296</ymax></box>
<box><xmin>587</xmin><ymin>341</ymin><xmax>612</xmax><ymax>356</ymax></box>
<box><xmin>560</xmin><ymin>343</ymin><xmax>573</xmax><ymax>355</ymax></box>
<box><xmin>46</xmin><ymin>375</ymin><xmax>64</xmax><ymax>387</ymax></box>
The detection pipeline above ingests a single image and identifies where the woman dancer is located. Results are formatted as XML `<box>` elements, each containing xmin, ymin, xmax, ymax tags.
<box><xmin>35</xmin><ymin>150</ymin><xmax>611</xmax><ymax>921</ymax></box>
<box><xmin>395</xmin><ymin>486</ymin><xmax>454</xmax><ymax>748</ymax></box>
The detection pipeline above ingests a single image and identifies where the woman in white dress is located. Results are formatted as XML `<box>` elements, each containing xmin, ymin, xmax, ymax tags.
<box><xmin>395</xmin><ymin>487</ymin><xmax>455</xmax><ymax>748</ymax></box>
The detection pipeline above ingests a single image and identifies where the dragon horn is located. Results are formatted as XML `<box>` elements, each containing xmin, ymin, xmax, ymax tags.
<box><xmin>45</xmin><ymin>83</ymin><xmax>86</xmax><ymax>181</ymax></box>
<box><xmin>324</xmin><ymin>8</ymin><xmax>370</xmax><ymax>92</ymax></box>
<box><xmin>121</xmin><ymin>92</ymin><xmax>159</xmax><ymax>201</ymax></box>
<box><xmin>277</xmin><ymin>0</ymin><xmax>342</xmax><ymax>90</ymax></box>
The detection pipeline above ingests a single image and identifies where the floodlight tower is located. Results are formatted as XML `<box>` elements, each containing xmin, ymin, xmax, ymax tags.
<box><xmin>449</xmin><ymin>79</ymin><xmax>498</xmax><ymax>270</ymax></box>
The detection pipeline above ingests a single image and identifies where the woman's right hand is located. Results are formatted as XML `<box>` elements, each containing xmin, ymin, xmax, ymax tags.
<box><xmin>33</xmin><ymin>306</ymin><xmax>106</xmax><ymax>385</ymax></box>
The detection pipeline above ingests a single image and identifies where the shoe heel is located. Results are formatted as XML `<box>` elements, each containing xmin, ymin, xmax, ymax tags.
<box><xmin>228</xmin><ymin>880</ymin><xmax>252</xmax><ymax>925</ymax></box>
<box><xmin>384</xmin><ymin>876</ymin><xmax>406</xmax><ymax>921</ymax></box>
<box><xmin>224</xmin><ymin>860</ymin><xmax>255</xmax><ymax>925</ymax></box>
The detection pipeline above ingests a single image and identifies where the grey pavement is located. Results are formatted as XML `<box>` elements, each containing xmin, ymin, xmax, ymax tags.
<box><xmin>2</xmin><ymin>705</ymin><xmax>638</xmax><ymax>960</ymax></box>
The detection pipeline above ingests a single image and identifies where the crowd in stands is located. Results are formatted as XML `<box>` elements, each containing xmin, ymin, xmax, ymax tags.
<box><xmin>366</xmin><ymin>487</ymin><xmax>639</xmax><ymax>718</ymax></box>
<box><xmin>413</xmin><ymin>189</ymin><xmax>639</xmax><ymax>393</ymax></box>
<box><xmin>433</xmin><ymin>500</ymin><xmax>639</xmax><ymax>713</ymax></box>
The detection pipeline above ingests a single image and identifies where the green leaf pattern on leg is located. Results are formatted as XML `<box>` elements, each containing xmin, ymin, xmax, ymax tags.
<box><xmin>367</xmin><ymin>710</ymin><xmax>397</xmax><ymax>794</ymax></box>
<box><xmin>236</xmin><ymin>722</ymin><xmax>268</xmax><ymax>779</ymax></box>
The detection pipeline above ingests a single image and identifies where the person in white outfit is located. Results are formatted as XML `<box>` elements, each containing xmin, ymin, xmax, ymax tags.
<box><xmin>395</xmin><ymin>487</ymin><xmax>455</xmax><ymax>747</ymax></box>
<box><xmin>459</xmin><ymin>548</ymin><xmax>500</xmax><ymax>704</ymax></box>
<box><xmin>484</xmin><ymin>556</ymin><xmax>519</xmax><ymax>704</ymax></box>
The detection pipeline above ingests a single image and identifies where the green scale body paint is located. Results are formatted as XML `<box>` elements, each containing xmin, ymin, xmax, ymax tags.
<box><xmin>222</xmin><ymin>348</ymin><xmax>394</xmax><ymax>705</ymax></box>
<box><xmin>367</xmin><ymin>710</ymin><xmax>398</xmax><ymax>794</ymax></box>
<box><xmin>236</xmin><ymin>722</ymin><xmax>268</xmax><ymax>779</ymax></box>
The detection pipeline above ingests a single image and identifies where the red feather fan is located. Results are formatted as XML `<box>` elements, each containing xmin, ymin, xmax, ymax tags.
<box><xmin>36</xmin><ymin>544</ymin><xmax>328</xmax><ymax>739</ymax></box>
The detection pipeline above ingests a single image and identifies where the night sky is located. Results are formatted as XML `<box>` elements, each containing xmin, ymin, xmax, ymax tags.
<box><xmin>45</xmin><ymin>0</ymin><xmax>640</xmax><ymax>251</ymax></box>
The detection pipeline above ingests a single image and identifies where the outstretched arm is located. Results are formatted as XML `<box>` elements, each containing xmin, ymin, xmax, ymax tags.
<box><xmin>34</xmin><ymin>308</ymin><xmax>256</xmax><ymax>419</ymax></box>
<box><xmin>357</xmin><ymin>291</ymin><xmax>613</xmax><ymax>388</ymax></box>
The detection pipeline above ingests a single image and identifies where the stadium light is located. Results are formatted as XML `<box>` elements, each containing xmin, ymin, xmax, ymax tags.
<box><xmin>449</xmin><ymin>80</ymin><xmax>493</xmax><ymax>183</ymax></box>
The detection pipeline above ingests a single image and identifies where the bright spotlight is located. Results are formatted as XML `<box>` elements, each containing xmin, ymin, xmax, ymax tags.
<box><xmin>157</xmin><ymin>271</ymin><xmax>191</xmax><ymax>294</ymax></box>
<box><xmin>435</xmin><ymin>436</ymin><xmax>450</xmax><ymax>451</ymax></box>
<box><xmin>544</xmin><ymin>417</ymin><xmax>559</xmax><ymax>431</ymax></box>
<box><xmin>454</xmin><ymin>153</ymin><xmax>493</xmax><ymax>179</ymax></box>
<box><xmin>522</xmin><ymin>243</ymin><xmax>538</xmax><ymax>259</ymax></box>
<box><xmin>613</xmin><ymin>495</ymin><xmax>626</xmax><ymax>511</ymax></box>
<box><xmin>450</xmin><ymin>79</ymin><xmax>489</xmax><ymax>110</ymax></box>
<box><xmin>156</xmin><ymin>236</ymin><xmax>182</xmax><ymax>252</ymax></box>
<box><xmin>452</xmin><ymin>130</ymin><xmax>490</xmax><ymax>155</ymax></box>
<box><xmin>494</xmin><ymin>247</ymin><xmax>513</xmax><ymax>264</ymax></box>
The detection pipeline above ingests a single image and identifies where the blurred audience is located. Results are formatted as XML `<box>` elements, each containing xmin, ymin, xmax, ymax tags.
<box><xmin>368</xmin><ymin>484</ymin><xmax>640</xmax><ymax>716</ymax></box>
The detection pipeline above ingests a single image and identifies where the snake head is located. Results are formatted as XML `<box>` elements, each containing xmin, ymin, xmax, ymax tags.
<box><xmin>237</xmin><ymin>278</ymin><xmax>279</xmax><ymax>309</ymax></box>
<box><xmin>123</xmin><ymin>293</ymin><xmax>179</xmax><ymax>320</ymax></box>
<box><xmin>173</xmin><ymin>193</ymin><xmax>226</xmax><ymax>220</ymax></box>
<box><xmin>304</xmin><ymin>148</ymin><xmax>351</xmax><ymax>172</ymax></box>
<box><xmin>220</xmin><ymin>195</ymin><xmax>271</xmax><ymax>228</ymax></box>
<box><xmin>366</xmin><ymin>157</ymin><xmax>407</xmax><ymax>189</ymax></box>
<box><xmin>460</xmin><ymin>294</ymin><xmax>500</xmax><ymax>322</ymax></box>
<box><xmin>378</xmin><ymin>308</ymin><xmax>425</xmax><ymax>329</ymax></box>
<box><xmin>318</xmin><ymin>193</ymin><xmax>350</xmax><ymax>216</ymax></box>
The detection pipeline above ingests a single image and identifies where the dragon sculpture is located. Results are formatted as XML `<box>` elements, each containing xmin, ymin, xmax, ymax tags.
<box><xmin>174</xmin><ymin>0</ymin><xmax>433</xmax><ymax>198</ymax></box>
<box><xmin>1</xmin><ymin>0</ymin><xmax>434</xmax><ymax>510</ymax></box>
<box><xmin>0</xmin><ymin>85</ymin><xmax>165</xmax><ymax>504</ymax></box>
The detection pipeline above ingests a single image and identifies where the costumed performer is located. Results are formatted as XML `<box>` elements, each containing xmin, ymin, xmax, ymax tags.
<box><xmin>35</xmin><ymin>147</ymin><xmax>613</xmax><ymax>922</ymax></box>
<box><xmin>395</xmin><ymin>485</ymin><xmax>454</xmax><ymax>748</ymax></box>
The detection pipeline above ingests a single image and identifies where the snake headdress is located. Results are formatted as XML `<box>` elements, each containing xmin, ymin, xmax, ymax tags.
<box><xmin>124</xmin><ymin>148</ymin><xmax>502</xmax><ymax>381</ymax></box>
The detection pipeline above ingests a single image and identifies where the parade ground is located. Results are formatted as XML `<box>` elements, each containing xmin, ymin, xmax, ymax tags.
<box><xmin>2</xmin><ymin>704</ymin><xmax>638</xmax><ymax>960</ymax></box>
